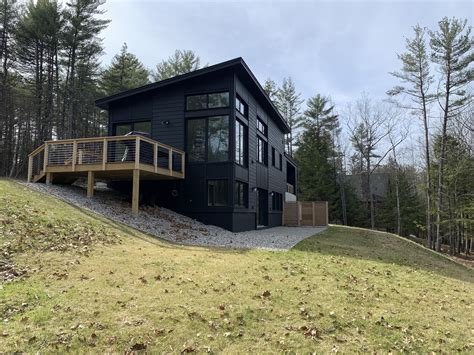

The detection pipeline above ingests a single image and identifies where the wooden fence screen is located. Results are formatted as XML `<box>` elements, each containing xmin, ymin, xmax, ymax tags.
<box><xmin>283</xmin><ymin>201</ymin><xmax>328</xmax><ymax>227</ymax></box>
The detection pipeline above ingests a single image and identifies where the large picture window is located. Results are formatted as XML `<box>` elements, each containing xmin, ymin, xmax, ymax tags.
<box><xmin>187</xmin><ymin>116</ymin><xmax>229</xmax><ymax>162</ymax></box>
<box><xmin>187</xmin><ymin>119</ymin><xmax>206</xmax><ymax>161</ymax></box>
<box><xmin>186</xmin><ymin>92</ymin><xmax>229</xmax><ymax>111</ymax></box>
<box><xmin>257</xmin><ymin>136</ymin><xmax>267</xmax><ymax>165</ymax></box>
<box><xmin>208</xmin><ymin>116</ymin><xmax>229</xmax><ymax>162</ymax></box>
<box><xmin>235</xmin><ymin>119</ymin><xmax>248</xmax><ymax>167</ymax></box>
<box><xmin>208</xmin><ymin>180</ymin><xmax>228</xmax><ymax>206</ymax></box>
<box><xmin>235</xmin><ymin>181</ymin><xmax>248</xmax><ymax>208</ymax></box>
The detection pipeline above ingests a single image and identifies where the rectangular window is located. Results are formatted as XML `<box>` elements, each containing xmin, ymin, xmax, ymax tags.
<box><xmin>114</xmin><ymin>121</ymin><xmax>151</xmax><ymax>136</ymax></box>
<box><xmin>257</xmin><ymin>117</ymin><xmax>267</xmax><ymax>136</ymax></box>
<box><xmin>208</xmin><ymin>116</ymin><xmax>229</xmax><ymax>162</ymax></box>
<box><xmin>236</xmin><ymin>96</ymin><xmax>247</xmax><ymax>117</ymax></box>
<box><xmin>208</xmin><ymin>180</ymin><xmax>228</xmax><ymax>206</ymax></box>
<box><xmin>235</xmin><ymin>181</ymin><xmax>248</xmax><ymax>208</ymax></box>
<box><xmin>257</xmin><ymin>136</ymin><xmax>267</xmax><ymax>165</ymax></box>
<box><xmin>187</xmin><ymin>119</ymin><xmax>206</xmax><ymax>161</ymax></box>
<box><xmin>186</xmin><ymin>94</ymin><xmax>207</xmax><ymax>110</ymax></box>
<box><xmin>208</xmin><ymin>92</ymin><xmax>229</xmax><ymax>108</ymax></box>
<box><xmin>235</xmin><ymin>119</ymin><xmax>248</xmax><ymax>167</ymax></box>
<box><xmin>272</xmin><ymin>192</ymin><xmax>283</xmax><ymax>211</ymax></box>
<box><xmin>279</xmin><ymin>153</ymin><xmax>283</xmax><ymax>171</ymax></box>
<box><xmin>271</xmin><ymin>147</ymin><xmax>276</xmax><ymax>167</ymax></box>
<box><xmin>186</xmin><ymin>92</ymin><xmax>229</xmax><ymax>111</ymax></box>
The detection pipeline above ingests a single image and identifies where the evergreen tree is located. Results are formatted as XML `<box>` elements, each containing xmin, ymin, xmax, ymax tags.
<box><xmin>100</xmin><ymin>43</ymin><xmax>150</xmax><ymax>96</ymax></box>
<box><xmin>60</xmin><ymin>0</ymin><xmax>109</xmax><ymax>138</ymax></box>
<box><xmin>263</xmin><ymin>78</ymin><xmax>278</xmax><ymax>102</ymax></box>
<box><xmin>152</xmin><ymin>49</ymin><xmax>201</xmax><ymax>81</ymax></box>
<box><xmin>275</xmin><ymin>77</ymin><xmax>303</xmax><ymax>155</ymax></box>
<box><xmin>388</xmin><ymin>25</ymin><xmax>435</xmax><ymax>246</ymax></box>
<box><xmin>429</xmin><ymin>17</ymin><xmax>473</xmax><ymax>251</ymax></box>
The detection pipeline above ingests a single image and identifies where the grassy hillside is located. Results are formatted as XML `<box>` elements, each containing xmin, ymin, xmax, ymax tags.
<box><xmin>1</xmin><ymin>179</ymin><xmax>473</xmax><ymax>353</ymax></box>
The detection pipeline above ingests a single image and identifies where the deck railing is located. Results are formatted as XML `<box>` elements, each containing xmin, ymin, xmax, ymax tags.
<box><xmin>28</xmin><ymin>135</ymin><xmax>185</xmax><ymax>182</ymax></box>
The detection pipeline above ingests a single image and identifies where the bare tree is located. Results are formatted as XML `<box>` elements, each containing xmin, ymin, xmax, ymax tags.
<box><xmin>349</xmin><ymin>95</ymin><xmax>405</xmax><ymax>229</ymax></box>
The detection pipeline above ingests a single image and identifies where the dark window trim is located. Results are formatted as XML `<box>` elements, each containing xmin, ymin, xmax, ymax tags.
<box><xmin>186</xmin><ymin>115</ymin><xmax>230</xmax><ymax>164</ymax></box>
<box><xmin>257</xmin><ymin>136</ymin><xmax>268</xmax><ymax>166</ymax></box>
<box><xmin>271</xmin><ymin>192</ymin><xmax>283</xmax><ymax>211</ymax></box>
<box><xmin>234</xmin><ymin>180</ymin><xmax>249</xmax><ymax>208</ymax></box>
<box><xmin>235</xmin><ymin>94</ymin><xmax>248</xmax><ymax>117</ymax></box>
<box><xmin>113</xmin><ymin>120</ymin><xmax>152</xmax><ymax>135</ymax></box>
<box><xmin>235</xmin><ymin>119</ymin><xmax>248</xmax><ymax>168</ymax></box>
<box><xmin>257</xmin><ymin>116</ymin><xmax>267</xmax><ymax>136</ymax></box>
<box><xmin>207</xmin><ymin>179</ymin><xmax>229</xmax><ymax>207</ymax></box>
<box><xmin>185</xmin><ymin>91</ymin><xmax>230</xmax><ymax>112</ymax></box>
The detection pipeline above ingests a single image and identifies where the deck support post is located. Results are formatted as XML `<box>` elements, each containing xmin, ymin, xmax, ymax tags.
<box><xmin>132</xmin><ymin>169</ymin><xmax>140</xmax><ymax>215</ymax></box>
<box><xmin>87</xmin><ymin>171</ymin><xmax>95</xmax><ymax>198</ymax></box>
<box><xmin>312</xmin><ymin>202</ymin><xmax>316</xmax><ymax>227</ymax></box>
<box><xmin>27</xmin><ymin>156</ymin><xmax>33</xmax><ymax>183</ymax></box>
<box><xmin>46</xmin><ymin>172</ymin><xmax>52</xmax><ymax>185</ymax></box>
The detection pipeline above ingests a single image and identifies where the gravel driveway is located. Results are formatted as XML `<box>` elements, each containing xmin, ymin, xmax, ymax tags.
<box><xmin>24</xmin><ymin>182</ymin><xmax>326</xmax><ymax>251</ymax></box>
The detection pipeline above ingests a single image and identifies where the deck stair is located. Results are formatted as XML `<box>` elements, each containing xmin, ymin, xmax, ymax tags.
<box><xmin>28</xmin><ymin>135</ymin><xmax>185</xmax><ymax>214</ymax></box>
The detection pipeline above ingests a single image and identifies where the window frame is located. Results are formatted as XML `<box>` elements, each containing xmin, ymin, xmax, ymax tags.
<box><xmin>114</xmin><ymin>120</ymin><xmax>152</xmax><ymax>136</ymax></box>
<box><xmin>207</xmin><ymin>179</ymin><xmax>229</xmax><ymax>207</ymax></box>
<box><xmin>186</xmin><ymin>115</ymin><xmax>230</xmax><ymax>163</ymax></box>
<box><xmin>257</xmin><ymin>117</ymin><xmax>267</xmax><ymax>136</ymax></box>
<box><xmin>185</xmin><ymin>91</ymin><xmax>230</xmax><ymax>111</ymax></box>
<box><xmin>235</xmin><ymin>119</ymin><xmax>248</xmax><ymax>167</ymax></box>
<box><xmin>235</xmin><ymin>95</ymin><xmax>248</xmax><ymax>117</ymax></box>
<box><xmin>272</xmin><ymin>192</ymin><xmax>283</xmax><ymax>211</ymax></box>
<box><xmin>234</xmin><ymin>180</ymin><xmax>248</xmax><ymax>208</ymax></box>
<box><xmin>257</xmin><ymin>136</ymin><xmax>268</xmax><ymax>165</ymax></box>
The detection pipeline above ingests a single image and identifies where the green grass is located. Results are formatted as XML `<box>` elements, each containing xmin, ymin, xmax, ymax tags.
<box><xmin>1</xmin><ymin>179</ymin><xmax>473</xmax><ymax>353</ymax></box>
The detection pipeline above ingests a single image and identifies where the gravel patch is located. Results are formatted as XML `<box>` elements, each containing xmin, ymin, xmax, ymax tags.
<box><xmin>24</xmin><ymin>182</ymin><xmax>326</xmax><ymax>251</ymax></box>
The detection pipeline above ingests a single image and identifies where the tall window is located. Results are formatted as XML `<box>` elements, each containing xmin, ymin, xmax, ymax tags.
<box><xmin>235</xmin><ymin>181</ymin><xmax>248</xmax><ymax>208</ymax></box>
<box><xmin>186</xmin><ymin>92</ymin><xmax>229</xmax><ymax>111</ymax></box>
<box><xmin>235</xmin><ymin>120</ymin><xmax>248</xmax><ymax>167</ymax></box>
<box><xmin>272</xmin><ymin>147</ymin><xmax>281</xmax><ymax>169</ymax></box>
<box><xmin>257</xmin><ymin>136</ymin><xmax>267</xmax><ymax>165</ymax></box>
<box><xmin>187</xmin><ymin>116</ymin><xmax>229</xmax><ymax>162</ymax></box>
<box><xmin>208</xmin><ymin>116</ymin><xmax>229</xmax><ymax>162</ymax></box>
<box><xmin>236</xmin><ymin>96</ymin><xmax>247</xmax><ymax>117</ymax></box>
<box><xmin>208</xmin><ymin>180</ymin><xmax>228</xmax><ymax>206</ymax></box>
<box><xmin>257</xmin><ymin>117</ymin><xmax>267</xmax><ymax>136</ymax></box>
<box><xmin>187</xmin><ymin>119</ymin><xmax>206</xmax><ymax>161</ymax></box>
<box><xmin>272</xmin><ymin>192</ymin><xmax>283</xmax><ymax>211</ymax></box>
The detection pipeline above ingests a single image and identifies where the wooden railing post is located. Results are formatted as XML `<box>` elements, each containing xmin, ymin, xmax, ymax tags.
<box><xmin>135</xmin><ymin>137</ymin><xmax>140</xmax><ymax>169</ymax></box>
<box><xmin>72</xmin><ymin>140</ymin><xmax>77</xmax><ymax>172</ymax></box>
<box><xmin>181</xmin><ymin>152</ymin><xmax>185</xmax><ymax>175</ymax></box>
<box><xmin>312</xmin><ymin>202</ymin><xmax>316</xmax><ymax>226</ymax></box>
<box><xmin>168</xmin><ymin>148</ymin><xmax>173</xmax><ymax>174</ymax></box>
<box><xmin>102</xmin><ymin>138</ymin><xmax>107</xmax><ymax>170</ymax></box>
<box><xmin>43</xmin><ymin>143</ymin><xmax>48</xmax><ymax>172</ymax></box>
<box><xmin>27</xmin><ymin>156</ymin><xmax>33</xmax><ymax>183</ymax></box>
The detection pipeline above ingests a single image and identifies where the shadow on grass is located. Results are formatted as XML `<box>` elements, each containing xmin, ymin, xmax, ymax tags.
<box><xmin>293</xmin><ymin>225</ymin><xmax>474</xmax><ymax>283</ymax></box>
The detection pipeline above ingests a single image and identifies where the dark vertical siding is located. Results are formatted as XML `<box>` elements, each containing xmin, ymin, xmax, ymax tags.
<box><xmin>106</xmin><ymin>68</ymin><xmax>290</xmax><ymax>232</ymax></box>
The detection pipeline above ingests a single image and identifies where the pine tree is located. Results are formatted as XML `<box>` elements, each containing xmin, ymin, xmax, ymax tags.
<box><xmin>429</xmin><ymin>17</ymin><xmax>473</xmax><ymax>251</ymax></box>
<box><xmin>152</xmin><ymin>49</ymin><xmax>201</xmax><ymax>81</ymax></box>
<box><xmin>100</xmin><ymin>43</ymin><xmax>150</xmax><ymax>96</ymax></box>
<box><xmin>275</xmin><ymin>77</ymin><xmax>303</xmax><ymax>155</ymax></box>
<box><xmin>60</xmin><ymin>0</ymin><xmax>109</xmax><ymax>138</ymax></box>
<box><xmin>388</xmin><ymin>25</ymin><xmax>435</xmax><ymax>247</ymax></box>
<box><xmin>263</xmin><ymin>78</ymin><xmax>278</xmax><ymax>102</ymax></box>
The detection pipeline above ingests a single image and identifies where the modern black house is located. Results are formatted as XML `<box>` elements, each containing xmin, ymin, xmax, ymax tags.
<box><xmin>95</xmin><ymin>58</ymin><xmax>298</xmax><ymax>232</ymax></box>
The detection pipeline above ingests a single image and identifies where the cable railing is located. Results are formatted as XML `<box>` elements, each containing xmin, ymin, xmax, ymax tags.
<box><xmin>27</xmin><ymin>135</ymin><xmax>185</xmax><ymax>182</ymax></box>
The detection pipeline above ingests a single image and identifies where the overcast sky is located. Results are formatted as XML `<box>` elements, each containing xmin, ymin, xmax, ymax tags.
<box><xmin>99</xmin><ymin>0</ymin><xmax>472</xmax><ymax>107</ymax></box>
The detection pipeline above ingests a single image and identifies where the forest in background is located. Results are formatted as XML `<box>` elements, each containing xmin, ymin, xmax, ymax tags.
<box><xmin>0</xmin><ymin>0</ymin><xmax>472</xmax><ymax>256</ymax></box>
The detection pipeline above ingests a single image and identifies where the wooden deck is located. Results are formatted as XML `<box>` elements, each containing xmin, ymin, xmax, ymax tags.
<box><xmin>28</xmin><ymin>135</ymin><xmax>185</xmax><ymax>214</ymax></box>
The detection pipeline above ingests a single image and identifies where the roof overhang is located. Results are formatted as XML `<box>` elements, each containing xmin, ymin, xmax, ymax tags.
<box><xmin>95</xmin><ymin>57</ymin><xmax>290</xmax><ymax>134</ymax></box>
